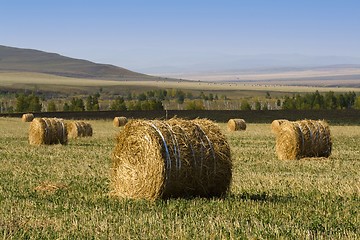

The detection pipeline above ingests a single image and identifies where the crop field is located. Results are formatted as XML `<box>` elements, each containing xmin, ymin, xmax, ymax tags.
<box><xmin>0</xmin><ymin>117</ymin><xmax>359</xmax><ymax>239</ymax></box>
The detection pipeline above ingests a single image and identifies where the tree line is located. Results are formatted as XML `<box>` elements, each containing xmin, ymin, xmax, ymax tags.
<box><xmin>2</xmin><ymin>90</ymin><xmax>360</xmax><ymax>113</ymax></box>
<box><xmin>282</xmin><ymin>91</ymin><xmax>357</xmax><ymax>110</ymax></box>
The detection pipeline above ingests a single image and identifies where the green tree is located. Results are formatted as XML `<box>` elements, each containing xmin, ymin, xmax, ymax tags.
<box><xmin>254</xmin><ymin>101</ymin><xmax>261</xmax><ymax>110</ymax></box>
<box><xmin>127</xmin><ymin>101</ymin><xmax>142</xmax><ymax>110</ymax></box>
<box><xmin>177</xmin><ymin>94</ymin><xmax>185</xmax><ymax>104</ymax></box>
<box><xmin>185</xmin><ymin>100</ymin><xmax>205</xmax><ymax>110</ymax></box>
<box><xmin>28</xmin><ymin>95</ymin><xmax>42</xmax><ymax>112</ymax></box>
<box><xmin>324</xmin><ymin>91</ymin><xmax>338</xmax><ymax>109</ymax></box>
<box><xmin>240</xmin><ymin>99</ymin><xmax>252</xmax><ymax>110</ymax></box>
<box><xmin>354</xmin><ymin>96</ymin><xmax>360</xmax><ymax>109</ymax></box>
<box><xmin>137</xmin><ymin>93</ymin><xmax>147</xmax><ymax>101</ymax></box>
<box><xmin>47</xmin><ymin>100</ymin><xmax>57</xmax><ymax>112</ymax></box>
<box><xmin>69</xmin><ymin>98</ymin><xmax>85</xmax><ymax>111</ymax></box>
<box><xmin>110</xmin><ymin>96</ymin><xmax>127</xmax><ymax>111</ymax></box>
<box><xmin>148</xmin><ymin>100</ymin><xmax>163</xmax><ymax>110</ymax></box>
<box><xmin>86</xmin><ymin>95</ymin><xmax>99</xmax><ymax>111</ymax></box>
<box><xmin>263</xmin><ymin>102</ymin><xmax>269</xmax><ymax>110</ymax></box>
<box><xmin>15</xmin><ymin>94</ymin><xmax>42</xmax><ymax>112</ymax></box>
<box><xmin>63</xmin><ymin>103</ymin><xmax>70</xmax><ymax>112</ymax></box>
<box><xmin>15</xmin><ymin>94</ymin><xmax>28</xmax><ymax>112</ymax></box>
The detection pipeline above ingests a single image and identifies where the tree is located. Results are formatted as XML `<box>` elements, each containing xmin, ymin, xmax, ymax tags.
<box><xmin>282</xmin><ymin>96</ymin><xmax>296</xmax><ymax>110</ymax></box>
<box><xmin>15</xmin><ymin>94</ymin><xmax>28</xmax><ymax>112</ymax></box>
<box><xmin>47</xmin><ymin>100</ymin><xmax>57</xmax><ymax>112</ymax></box>
<box><xmin>254</xmin><ymin>101</ymin><xmax>261</xmax><ymax>110</ymax></box>
<box><xmin>69</xmin><ymin>98</ymin><xmax>85</xmax><ymax>111</ymax></box>
<box><xmin>86</xmin><ymin>95</ymin><xmax>99</xmax><ymax>111</ymax></box>
<box><xmin>110</xmin><ymin>96</ymin><xmax>127</xmax><ymax>111</ymax></box>
<box><xmin>127</xmin><ymin>101</ymin><xmax>142</xmax><ymax>110</ymax></box>
<box><xmin>240</xmin><ymin>99</ymin><xmax>252</xmax><ymax>110</ymax></box>
<box><xmin>137</xmin><ymin>93</ymin><xmax>147</xmax><ymax>101</ymax></box>
<box><xmin>354</xmin><ymin>96</ymin><xmax>360</xmax><ymax>109</ymax></box>
<box><xmin>324</xmin><ymin>91</ymin><xmax>337</xmax><ymax>109</ymax></box>
<box><xmin>185</xmin><ymin>100</ymin><xmax>205</xmax><ymax>110</ymax></box>
<box><xmin>177</xmin><ymin>94</ymin><xmax>185</xmax><ymax>104</ymax></box>
<box><xmin>15</xmin><ymin>94</ymin><xmax>42</xmax><ymax>112</ymax></box>
<box><xmin>28</xmin><ymin>95</ymin><xmax>42</xmax><ymax>112</ymax></box>
<box><xmin>63</xmin><ymin>103</ymin><xmax>70</xmax><ymax>112</ymax></box>
<box><xmin>148</xmin><ymin>99</ymin><xmax>163</xmax><ymax>110</ymax></box>
<box><xmin>263</xmin><ymin>102</ymin><xmax>269</xmax><ymax>110</ymax></box>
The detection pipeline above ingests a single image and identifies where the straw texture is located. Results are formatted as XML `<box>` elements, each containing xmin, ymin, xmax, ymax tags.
<box><xmin>29</xmin><ymin>118</ymin><xmax>67</xmax><ymax>145</ymax></box>
<box><xmin>111</xmin><ymin>118</ymin><xmax>232</xmax><ymax>200</ymax></box>
<box><xmin>22</xmin><ymin>113</ymin><xmax>34</xmax><ymax>122</ymax></box>
<box><xmin>275</xmin><ymin>119</ymin><xmax>332</xmax><ymax>160</ymax></box>
<box><xmin>227</xmin><ymin>119</ymin><xmax>246</xmax><ymax>131</ymax></box>
<box><xmin>113</xmin><ymin>117</ymin><xmax>128</xmax><ymax>127</ymax></box>
<box><xmin>67</xmin><ymin>121</ymin><xmax>93</xmax><ymax>139</ymax></box>
<box><xmin>271</xmin><ymin>119</ymin><xmax>289</xmax><ymax>135</ymax></box>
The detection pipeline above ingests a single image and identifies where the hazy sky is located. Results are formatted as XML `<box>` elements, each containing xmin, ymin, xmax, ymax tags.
<box><xmin>1</xmin><ymin>0</ymin><xmax>360</xmax><ymax>72</ymax></box>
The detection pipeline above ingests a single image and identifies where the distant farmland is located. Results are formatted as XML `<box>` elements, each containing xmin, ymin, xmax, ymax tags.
<box><xmin>1</xmin><ymin>71</ymin><xmax>359</xmax><ymax>98</ymax></box>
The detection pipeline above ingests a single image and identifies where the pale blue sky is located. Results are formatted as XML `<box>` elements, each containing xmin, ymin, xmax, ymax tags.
<box><xmin>1</xmin><ymin>0</ymin><xmax>360</xmax><ymax>72</ymax></box>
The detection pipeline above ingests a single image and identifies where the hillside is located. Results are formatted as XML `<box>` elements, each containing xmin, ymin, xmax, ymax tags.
<box><xmin>0</xmin><ymin>45</ymin><xmax>156</xmax><ymax>80</ymax></box>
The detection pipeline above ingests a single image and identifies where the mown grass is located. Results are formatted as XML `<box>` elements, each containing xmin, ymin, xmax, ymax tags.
<box><xmin>0</xmin><ymin>118</ymin><xmax>359</xmax><ymax>239</ymax></box>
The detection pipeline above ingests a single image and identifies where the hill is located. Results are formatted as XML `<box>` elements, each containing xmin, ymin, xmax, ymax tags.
<box><xmin>0</xmin><ymin>45</ymin><xmax>156</xmax><ymax>80</ymax></box>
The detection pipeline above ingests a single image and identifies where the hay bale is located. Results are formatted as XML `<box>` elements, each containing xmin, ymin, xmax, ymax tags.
<box><xmin>67</xmin><ymin>121</ymin><xmax>93</xmax><ymax>139</ymax></box>
<box><xmin>227</xmin><ymin>118</ymin><xmax>246</xmax><ymax>131</ymax></box>
<box><xmin>113</xmin><ymin>117</ymin><xmax>127</xmax><ymax>127</ymax></box>
<box><xmin>271</xmin><ymin>119</ymin><xmax>289</xmax><ymax>135</ymax></box>
<box><xmin>29</xmin><ymin>118</ymin><xmax>67</xmax><ymax>145</ymax></box>
<box><xmin>275</xmin><ymin>119</ymin><xmax>332</xmax><ymax>160</ymax></box>
<box><xmin>22</xmin><ymin>113</ymin><xmax>34</xmax><ymax>122</ymax></box>
<box><xmin>111</xmin><ymin>118</ymin><xmax>232</xmax><ymax>200</ymax></box>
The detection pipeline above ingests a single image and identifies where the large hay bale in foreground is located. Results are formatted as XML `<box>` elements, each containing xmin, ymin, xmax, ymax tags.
<box><xmin>111</xmin><ymin>118</ymin><xmax>232</xmax><ymax>200</ymax></box>
<box><xmin>271</xmin><ymin>119</ymin><xmax>289</xmax><ymax>135</ymax></box>
<box><xmin>275</xmin><ymin>119</ymin><xmax>332</xmax><ymax>160</ymax></box>
<box><xmin>22</xmin><ymin>113</ymin><xmax>34</xmax><ymax>122</ymax></box>
<box><xmin>67</xmin><ymin>121</ymin><xmax>93</xmax><ymax>139</ymax></box>
<box><xmin>227</xmin><ymin>118</ymin><xmax>246</xmax><ymax>131</ymax></box>
<box><xmin>29</xmin><ymin>118</ymin><xmax>67</xmax><ymax>145</ymax></box>
<box><xmin>113</xmin><ymin>117</ymin><xmax>127</xmax><ymax>127</ymax></box>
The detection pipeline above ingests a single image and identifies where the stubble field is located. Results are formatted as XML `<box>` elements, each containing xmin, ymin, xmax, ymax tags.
<box><xmin>0</xmin><ymin>117</ymin><xmax>359</xmax><ymax>239</ymax></box>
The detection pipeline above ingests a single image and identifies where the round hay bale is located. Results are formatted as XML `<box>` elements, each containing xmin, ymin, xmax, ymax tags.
<box><xmin>271</xmin><ymin>119</ymin><xmax>289</xmax><ymax>135</ymax></box>
<box><xmin>113</xmin><ymin>117</ymin><xmax>127</xmax><ymax>127</ymax></box>
<box><xmin>67</xmin><ymin>121</ymin><xmax>93</xmax><ymax>139</ymax></box>
<box><xmin>111</xmin><ymin>118</ymin><xmax>232</xmax><ymax>200</ymax></box>
<box><xmin>227</xmin><ymin>119</ymin><xmax>246</xmax><ymax>131</ymax></box>
<box><xmin>22</xmin><ymin>113</ymin><xmax>34</xmax><ymax>122</ymax></box>
<box><xmin>275</xmin><ymin>119</ymin><xmax>332</xmax><ymax>160</ymax></box>
<box><xmin>29</xmin><ymin>118</ymin><xmax>67</xmax><ymax>145</ymax></box>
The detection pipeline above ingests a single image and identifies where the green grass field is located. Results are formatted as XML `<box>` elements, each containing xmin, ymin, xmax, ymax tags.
<box><xmin>0</xmin><ymin>118</ymin><xmax>359</xmax><ymax>239</ymax></box>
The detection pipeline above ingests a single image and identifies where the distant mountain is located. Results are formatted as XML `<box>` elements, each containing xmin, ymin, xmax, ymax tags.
<box><xmin>0</xmin><ymin>45</ymin><xmax>155</xmax><ymax>80</ymax></box>
<box><xmin>136</xmin><ymin>53</ymin><xmax>360</xmax><ymax>75</ymax></box>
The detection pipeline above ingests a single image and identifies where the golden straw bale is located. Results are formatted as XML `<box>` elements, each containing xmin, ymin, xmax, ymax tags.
<box><xmin>113</xmin><ymin>117</ymin><xmax>128</xmax><ymax>127</ymax></box>
<box><xmin>22</xmin><ymin>113</ymin><xmax>34</xmax><ymax>122</ymax></box>
<box><xmin>111</xmin><ymin>118</ymin><xmax>232</xmax><ymax>200</ymax></box>
<box><xmin>227</xmin><ymin>119</ymin><xmax>246</xmax><ymax>131</ymax></box>
<box><xmin>67</xmin><ymin>121</ymin><xmax>93</xmax><ymax>139</ymax></box>
<box><xmin>271</xmin><ymin>119</ymin><xmax>289</xmax><ymax>135</ymax></box>
<box><xmin>29</xmin><ymin>118</ymin><xmax>67</xmax><ymax>145</ymax></box>
<box><xmin>275</xmin><ymin>119</ymin><xmax>332</xmax><ymax>160</ymax></box>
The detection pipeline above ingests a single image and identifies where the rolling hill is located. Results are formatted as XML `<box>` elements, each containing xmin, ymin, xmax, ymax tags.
<box><xmin>0</xmin><ymin>45</ymin><xmax>156</xmax><ymax>80</ymax></box>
